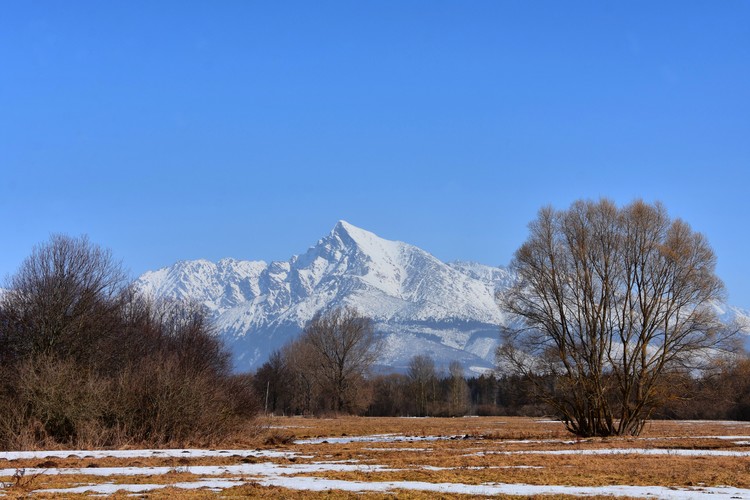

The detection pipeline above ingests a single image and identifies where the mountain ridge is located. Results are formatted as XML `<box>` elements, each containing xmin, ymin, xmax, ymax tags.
<box><xmin>135</xmin><ymin>221</ymin><xmax>749</xmax><ymax>373</ymax></box>
<box><xmin>136</xmin><ymin>221</ymin><xmax>513</xmax><ymax>373</ymax></box>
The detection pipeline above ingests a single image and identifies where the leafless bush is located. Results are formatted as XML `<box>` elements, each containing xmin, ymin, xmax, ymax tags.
<box><xmin>0</xmin><ymin>235</ymin><xmax>259</xmax><ymax>449</ymax></box>
<box><xmin>0</xmin><ymin>354</ymin><xmax>109</xmax><ymax>448</ymax></box>
<box><xmin>0</xmin><ymin>234</ymin><xmax>128</xmax><ymax>367</ymax></box>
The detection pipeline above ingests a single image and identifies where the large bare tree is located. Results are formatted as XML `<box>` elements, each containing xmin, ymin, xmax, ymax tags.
<box><xmin>498</xmin><ymin>199</ymin><xmax>731</xmax><ymax>436</ymax></box>
<box><xmin>300</xmin><ymin>307</ymin><xmax>379</xmax><ymax>413</ymax></box>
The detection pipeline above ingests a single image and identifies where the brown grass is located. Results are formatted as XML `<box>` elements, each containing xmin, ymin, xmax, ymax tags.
<box><xmin>2</xmin><ymin>416</ymin><xmax>750</xmax><ymax>498</ymax></box>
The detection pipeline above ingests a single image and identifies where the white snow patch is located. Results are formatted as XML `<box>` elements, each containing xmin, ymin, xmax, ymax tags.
<box><xmin>468</xmin><ymin>448</ymin><xmax>750</xmax><ymax>457</ymax></box>
<box><xmin>37</xmin><ymin>479</ymin><xmax>245</xmax><ymax>495</ymax></box>
<box><xmin>36</xmin><ymin>478</ymin><xmax>750</xmax><ymax>499</ymax></box>
<box><xmin>0</xmin><ymin>448</ymin><xmax>299</xmax><ymax>461</ymax></box>
<box><xmin>0</xmin><ymin>462</ymin><xmax>396</xmax><ymax>478</ymax></box>
<box><xmin>362</xmin><ymin>447</ymin><xmax>432</xmax><ymax>452</ymax></box>
<box><xmin>295</xmin><ymin>434</ymin><xmax>458</xmax><ymax>445</ymax></box>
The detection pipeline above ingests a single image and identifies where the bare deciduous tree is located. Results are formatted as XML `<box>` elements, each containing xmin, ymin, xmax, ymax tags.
<box><xmin>407</xmin><ymin>354</ymin><xmax>437</xmax><ymax>417</ymax></box>
<box><xmin>282</xmin><ymin>339</ymin><xmax>319</xmax><ymax>415</ymax></box>
<box><xmin>498</xmin><ymin>199</ymin><xmax>732</xmax><ymax>437</ymax></box>
<box><xmin>446</xmin><ymin>361</ymin><xmax>470</xmax><ymax>416</ymax></box>
<box><xmin>0</xmin><ymin>234</ymin><xmax>128</xmax><ymax>365</ymax></box>
<box><xmin>300</xmin><ymin>307</ymin><xmax>379</xmax><ymax>413</ymax></box>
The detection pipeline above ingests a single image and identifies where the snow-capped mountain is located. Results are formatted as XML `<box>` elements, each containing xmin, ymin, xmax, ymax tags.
<box><xmin>136</xmin><ymin>221</ymin><xmax>514</xmax><ymax>374</ymax></box>
<box><xmin>136</xmin><ymin>221</ymin><xmax>750</xmax><ymax>374</ymax></box>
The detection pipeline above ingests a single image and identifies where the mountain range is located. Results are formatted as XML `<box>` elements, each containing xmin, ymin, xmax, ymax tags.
<box><xmin>135</xmin><ymin>221</ymin><xmax>750</xmax><ymax>374</ymax></box>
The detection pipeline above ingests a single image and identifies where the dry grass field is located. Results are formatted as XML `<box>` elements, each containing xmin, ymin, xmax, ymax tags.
<box><xmin>2</xmin><ymin>416</ymin><xmax>750</xmax><ymax>498</ymax></box>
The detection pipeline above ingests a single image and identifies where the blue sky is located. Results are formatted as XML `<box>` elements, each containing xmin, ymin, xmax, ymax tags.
<box><xmin>2</xmin><ymin>2</ymin><xmax>749</xmax><ymax>308</ymax></box>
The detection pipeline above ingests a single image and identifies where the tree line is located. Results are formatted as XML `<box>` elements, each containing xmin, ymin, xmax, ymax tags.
<box><xmin>254</xmin><ymin>344</ymin><xmax>750</xmax><ymax>421</ymax></box>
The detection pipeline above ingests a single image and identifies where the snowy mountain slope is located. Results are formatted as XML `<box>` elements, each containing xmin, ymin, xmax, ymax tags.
<box><xmin>135</xmin><ymin>221</ymin><xmax>514</xmax><ymax>373</ymax></box>
<box><xmin>135</xmin><ymin>221</ymin><xmax>750</xmax><ymax>373</ymax></box>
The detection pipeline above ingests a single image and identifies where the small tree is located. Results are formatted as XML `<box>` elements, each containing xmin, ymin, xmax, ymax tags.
<box><xmin>282</xmin><ymin>339</ymin><xmax>319</xmax><ymax>414</ymax></box>
<box><xmin>299</xmin><ymin>307</ymin><xmax>379</xmax><ymax>413</ymax></box>
<box><xmin>446</xmin><ymin>361</ymin><xmax>470</xmax><ymax>416</ymax></box>
<box><xmin>498</xmin><ymin>199</ymin><xmax>732</xmax><ymax>436</ymax></box>
<box><xmin>254</xmin><ymin>350</ymin><xmax>291</xmax><ymax>414</ymax></box>
<box><xmin>407</xmin><ymin>354</ymin><xmax>437</xmax><ymax>417</ymax></box>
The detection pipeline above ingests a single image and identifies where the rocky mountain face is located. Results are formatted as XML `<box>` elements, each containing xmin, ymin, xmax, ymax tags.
<box><xmin>136</xmin><ymin>221</ymin><xmax>514</xmax><ymax>374</ymax></box>
<box><xmin>136</xmin><ymin>221</ymin><xmax>750</xmax><ymax>374</ymax></box>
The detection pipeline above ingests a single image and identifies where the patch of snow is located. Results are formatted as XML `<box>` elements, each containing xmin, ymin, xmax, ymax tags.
<box><xmin>468</xmin><ymin>448</ymin><xmax>750</xmax><ymax>457</ymax></box>
<box><xmin>37</xmin><ymin>479</ymin><xmax>245</xmax><ymax>495</ymax></box>
<box><xmin>36</xmin><ymin>477</ymin><xmax>750</xmax><ymax>499</ymax></box>
<box><xmin>0</xmin><ymin>462</ymin><xmax>396</xmax><ymax>478</ymax></box>
<box><xmin>362</xmin><ymin>448</ymin><xmax>432</xmax><ymax>452</ymax></box>
<box><xmin>695</xmin><ymin>435</ymin><xmax>750</xmax><ymax>440</ymax></box>
<box><xmin>0</xmin><ymin>449</ymin><xmax>299</xmax><ymax>461</ymax></box>
<box><xmin>294</xmin><ymin>434</ymin><xmax>459</xmax><ymax>445</ymax></box>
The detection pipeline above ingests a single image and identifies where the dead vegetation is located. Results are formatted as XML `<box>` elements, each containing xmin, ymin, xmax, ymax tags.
<box><xmin>1</xmin><ymin>416</ymin><xmax>750</xmax><ymax>497</ymax></box>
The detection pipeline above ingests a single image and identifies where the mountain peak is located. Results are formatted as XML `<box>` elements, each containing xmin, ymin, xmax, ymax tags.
<box><xmin>332</xmin><ymin>220</ymin><xmax>370</xmax><ymax>239</ymax></box>
<box><xmin>328</xmin><ymin>220</ymin><xmax>391</xmax><ymax>251</ymax></box>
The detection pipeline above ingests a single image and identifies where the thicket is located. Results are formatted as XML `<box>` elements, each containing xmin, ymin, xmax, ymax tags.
<box><xmin>0</xmin><ymin>235</ymin><xmax>257</xmax><ymax>450</ymax></box>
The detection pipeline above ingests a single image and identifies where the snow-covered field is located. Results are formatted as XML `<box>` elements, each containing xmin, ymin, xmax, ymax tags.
<box><xmin>3</xmin><ymin>417</ymin><xmax>750</xmax><ymax>498</ymax></box>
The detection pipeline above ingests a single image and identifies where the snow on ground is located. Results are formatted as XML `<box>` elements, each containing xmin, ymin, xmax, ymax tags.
<box><xmin>301</xmin><ymin>432</ymin><xmax>750</xmax><ymax>447</ymax></box>
<box><xmin>0</xmin><ymin>448</ymin><xmax>301</xmax><ymax>461</ymax></box>
<box><xmin>420</xmin><ymin>465</ymin><xmax>544</xmax><ymax>471</ymax></box>
<box><xmin>362</xmin><ymin>447</ymin><xmax>433</xmax><ymax>451</ymax></box>
<box><xmin>7</xmin><ymin>444</ymin><xmax>750</xmax><ymax>498</ymax></box>
<box><xmin>36</xmin><ymin>477</ymin><xmax>750</xmax><ymax>499</ymax></box>
<box><xmin>9</xmin><ymin>430</ymin><xmax>750</xmax><ymax>497</ymax></box>
<box><xmin>305</xmin><ymin>432</ymin><xmax>750</xmax><ymax>447</ymax></box>
<box><xmin>469</xmin><ymin>448</ymin><xmax>750</xmax><ymax>457</ymax></box>
<box><xmin>0</xmin><ymin>461</ymin><xmax>396</xmax><ymax>478</ymax></box>
<box><xmin>295</xmin><ymin>433</ymin><xmax>459</xmax><ymax>444</ymax></box>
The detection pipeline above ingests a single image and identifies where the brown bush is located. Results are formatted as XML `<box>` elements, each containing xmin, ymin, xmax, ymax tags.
<box><xmin>107</xmin><ymin>356</ymin><xmax>236</xmax><ymax>446</ymax></box>
<box><xmin>0</xmin><ymin>355</ymin><xmax>111</xmax><ymax>449</ymax></box>
<box><xmin>0</xmin><ymin>235</ymin><xmax>259</xmax><ymax>450</ymax></box>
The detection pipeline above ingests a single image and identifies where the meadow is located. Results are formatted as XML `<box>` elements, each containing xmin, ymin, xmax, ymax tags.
<box><xmin>2</xmin><ymin>416</ymin><xmax>750</xmax><ymax>498</ymax></box>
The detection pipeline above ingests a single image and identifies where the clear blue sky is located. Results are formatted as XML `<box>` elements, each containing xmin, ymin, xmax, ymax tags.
<box><xmin>2</xmin><ymin>2</ymin><xmax>749</xmax><ymax>308</ymax></box>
